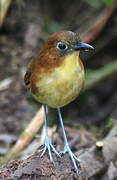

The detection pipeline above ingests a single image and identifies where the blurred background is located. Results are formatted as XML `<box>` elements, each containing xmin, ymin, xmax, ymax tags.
<box><xmin>0</xmin><ymin>0</ymin><xmax>117</xmax><ymax>160</ymax></box>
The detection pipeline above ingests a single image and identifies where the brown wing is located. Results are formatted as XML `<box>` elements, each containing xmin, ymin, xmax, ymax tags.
<box><xmin>24</xmin><ymin>66</ymin><xmax>32</xmax><ymax>89</ymax></box>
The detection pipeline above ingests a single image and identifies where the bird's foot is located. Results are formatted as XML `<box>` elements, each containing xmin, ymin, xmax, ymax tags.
<box><xmin>40</xmin><ymin>136</ymin><xmax>60</xmax><ymax>162</ymax></box>
<box><xmin>62</xmin><ymin>143</ymin><xmax>81</xmax><ymax>172</ymax></box>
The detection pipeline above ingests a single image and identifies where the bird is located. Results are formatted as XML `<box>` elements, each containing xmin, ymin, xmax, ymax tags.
<box><xmin>24</xmin><ymin>31</ymin><xmax>94</xmax><ymax>171</ymax></box>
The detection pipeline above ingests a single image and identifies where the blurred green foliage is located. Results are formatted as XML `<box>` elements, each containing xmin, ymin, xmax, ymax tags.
<box><xmin>101</xmin><ymin>0</ymin><xmax>115</xmax><ymax>6</ymax></box>
<box><xmin>85</xmin><ymin>60</ymin><xmax>117</xmax><ymax>90</ymax></box>
<box><xmin>83</xmin><ymin>0</ymin><xmax>115</xmax><ymax>7</ymax></box>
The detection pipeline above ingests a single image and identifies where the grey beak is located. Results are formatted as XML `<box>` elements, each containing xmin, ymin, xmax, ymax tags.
<box><xmin>73</xmin><ymin>42</ymin><xmax>94</xmax><ymax>51</ymax></box>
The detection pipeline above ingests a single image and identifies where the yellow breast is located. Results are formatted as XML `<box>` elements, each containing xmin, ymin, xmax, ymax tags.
<box><xmin>32</xmin><ymin>51</ymin><xmax>85</xmax><ymax>108</ymax></box>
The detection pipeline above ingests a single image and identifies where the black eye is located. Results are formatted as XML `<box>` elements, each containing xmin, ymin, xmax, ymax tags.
<box><xmin>56</xmin><ymin>42</ymin><xmax>68</xmax><ymax>51</ymax></box>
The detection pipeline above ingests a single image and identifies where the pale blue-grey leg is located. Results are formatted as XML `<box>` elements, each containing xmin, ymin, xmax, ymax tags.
<box><xmin>57</xmin><ymin>108</ymin><xmax>81</xmax><ymax>172</ymax></box>
<box><xmin>40</xmin><ymin>104</ymin><xmax>60</xmax><ymax>161</ymax></box>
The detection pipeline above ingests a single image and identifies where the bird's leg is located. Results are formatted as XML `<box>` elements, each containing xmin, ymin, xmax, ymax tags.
<box><xmin>40</xmin><ymin>104</ymin><xmax>60</xmax><ymax>162</ymax></box>
<box><xmin>57</xmin><ymin>108</ymin><xmax>81</xmax><ymax>172</ymax></box>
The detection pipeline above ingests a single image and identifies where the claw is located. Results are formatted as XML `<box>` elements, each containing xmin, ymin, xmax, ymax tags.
<box><xmin>63</xmin><ymin>143</ymin><xmax>81</xmax><ymax>172</ymax></box>
<box><xmin>40</xmin><ymin>145</ymin><xmax>47</xmax><ymax>157</ymax></box>
<box><xmin>40</xmin><ymin>136</ymin><xmax>60</xmax><ymax>162</ymax></box>
<box><xmin>50</xmin><ymin>144</ymin><xmax>60</xmax><ymax>157</ymax></box>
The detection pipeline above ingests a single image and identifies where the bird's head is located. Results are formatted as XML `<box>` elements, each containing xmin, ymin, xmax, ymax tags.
<box><xmin>36</xmin><ymin>31</ymin><xmax>94</xmax><ymax>68</ymax></box>
<box><xmin>43</xmin><ymin>31</ymin><xmax>93</xmax><ymax>54</ymax></box>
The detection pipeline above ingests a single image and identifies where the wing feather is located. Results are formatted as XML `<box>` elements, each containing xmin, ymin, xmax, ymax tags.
<box><xmin>24</xmin><ymin>66</ymin><xmax>32</xmax><ymax>88</ymax></box>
